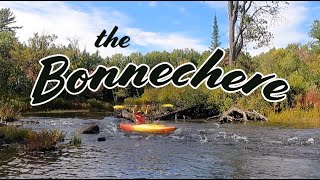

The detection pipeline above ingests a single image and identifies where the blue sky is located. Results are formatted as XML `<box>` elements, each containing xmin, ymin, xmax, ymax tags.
<box><xmin>61</xmin><ymin>1</ymin><xmax>231</xmax><ymax>51</ymax></box>
<box><xmin>1</xmin><ymin>1</ymin><xmax>320</xmax><ymax>57</ymax></box>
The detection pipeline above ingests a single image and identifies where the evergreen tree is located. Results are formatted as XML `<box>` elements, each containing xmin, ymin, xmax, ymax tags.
<box><xmin>0</xmin><ymin>8</ymin><xmax>22</xmax><ymax>32</ymax></box>
<box><xmin>210</xmin><ymin>13</ymin><xmax>221</xmax><ymax>51</ymax></box>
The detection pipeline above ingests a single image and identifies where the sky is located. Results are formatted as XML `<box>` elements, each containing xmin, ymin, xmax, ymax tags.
<box><xmin>1</xmin><ymin>1</ymin><xmax>320</xmax><ymax>58</ymax></box>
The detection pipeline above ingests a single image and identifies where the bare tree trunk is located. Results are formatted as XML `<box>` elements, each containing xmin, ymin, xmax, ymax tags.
<box><xmin>228</xmin><ymin>1</ymin><xmax>238</xmax><ymax>64</ymax></box>
<box><xmin>226</xmin><ymin>1</ymin><xmax>284</xmax><ymax>64</ymax></box>
<box><xmin>228</xmin><ymin>1</ymin><xmax>233</xmax><ymax>64</ymax></box>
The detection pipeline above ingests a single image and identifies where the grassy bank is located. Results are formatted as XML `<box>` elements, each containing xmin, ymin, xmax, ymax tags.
<box><xmin>0</xmin><ymin>126</ymin><xmax>65</xmax><ymax>151</ymax></box>
<box><xmin>268</xmin><ymin>108</ymin><xmax>320</xmax><ymax>128</ymax></box>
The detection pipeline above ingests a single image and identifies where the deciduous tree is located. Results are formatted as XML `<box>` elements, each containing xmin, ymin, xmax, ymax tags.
<box><xmin>227</xmin><ymin>1</ymin><xmax>287</xmax><ymax>64</ymax></box>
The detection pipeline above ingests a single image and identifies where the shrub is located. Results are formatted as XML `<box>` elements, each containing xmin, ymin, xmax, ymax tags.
<box><xmin>0</xmin><ymin>126</ymin><xmax>29</xmax><ymax>144</ymax></box>
<box><xmin>8</xmin><ymin>99</ymin><xmax>30</xmax><ymax>112</ymax></box>
<box><xmin>123</xmin><ymin>97</ymin><xmax>147</xmax><ymax>106</ymax></box>
<box><xmin>0</xmin><ymin>126</ymin><xmax>65</xmax><ymax>152</ymax></box>
<box><xmin>25</xmin><ymin>129</ymin><xmax>65</xmax><ymax>151</ymax></box>
<box><xmin>70</xmin><ymin>132</ymin><xmax>81</xmax><ymax>146</ymax></box>
<box><xmin>0</xmin><ymin>99</ymin><xmax>21</xmax><ymax>122</ymax></box>
<box><xmin>87</xmin><ymin>98</ymin><xmax>113</xmax><ymax>111</ymax></box>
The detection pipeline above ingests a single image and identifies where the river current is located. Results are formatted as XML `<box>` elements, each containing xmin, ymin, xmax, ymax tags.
<box><xmin>0</xmin><ymin>112</ymin><xmax>319</xmax><ymax>178</ymax></box>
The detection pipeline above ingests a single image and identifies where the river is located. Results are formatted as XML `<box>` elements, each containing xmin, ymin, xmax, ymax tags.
<box><xmin>0</xmin><ymin>112</ymin><xmax>319</xmax><ymax>179</ymax></box>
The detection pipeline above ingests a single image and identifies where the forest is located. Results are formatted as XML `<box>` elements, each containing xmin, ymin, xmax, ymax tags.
<box><xmin>1</xmin><ymin>4</ymin><xmax>320</xmax><ymax>128</ymax></box>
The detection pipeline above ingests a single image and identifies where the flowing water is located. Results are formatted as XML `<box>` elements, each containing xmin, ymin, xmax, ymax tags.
<box><xmin>0</xmin><ymin>112</ymin><xmax>320</xmax><ymax>179</ymax></box>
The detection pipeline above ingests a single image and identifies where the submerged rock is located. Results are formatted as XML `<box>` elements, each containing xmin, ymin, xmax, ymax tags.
<box><xmin>98</xmin><ymin>137</ymin><xmax>106</xmax><ymax>141</ymax></box>
<box><xmin>0</xmin><ymin>121</ymin><xmax>23</xmax><ymax>127</ymax></box>
<box><xmin>79</xmin><ymin>124</ymin><xmax>100</xmax><ymax>134</ymax></box>
<box><xmin>24</xmin><ymin>120</ymin><xmax>40</xmax><ymax>125</ymax></box>
<box><xmin>7</xmin><ymin>122</ymin><xmax>23</xmax><ymax>127</ymax></box>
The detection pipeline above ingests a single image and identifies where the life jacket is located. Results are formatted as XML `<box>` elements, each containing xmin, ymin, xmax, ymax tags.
<box><xmin>134</xmin><ymin>114</ymin><xmax>146</xmax><ymax>124</ymax></box>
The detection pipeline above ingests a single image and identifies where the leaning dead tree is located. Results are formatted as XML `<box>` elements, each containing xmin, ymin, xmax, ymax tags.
<box><xmin>207</xmin><ymin>107</ymin><xmax>268</xmax><ymax>123</ymax></box>
<box><xmin>227</xmin><ymin>1</ymin><xmax>288</xmax><ymax>64</ymax></box>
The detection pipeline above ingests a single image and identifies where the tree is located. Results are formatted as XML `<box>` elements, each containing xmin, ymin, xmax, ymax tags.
<box><xmin>210</xmin><ymin>13</ymin><xmax>221</xmax><ymax>51</ymax></box>
<box><xmin>0</xmin><ymin>8</ymin><xmax>21</xmax><ymax>95</ymax></box>
<box><xmin>0</xmin><ymin>8</ymin><xmax>22</xmax><ymax>32</ymax></box>
<box><xmin>309</xmin><ymin>20</ymin><xmax>320</xmax><ymax>42</ymax></box>
<box><xmin>227</xmin><ymin>1</ymin><xmax>286</xmax><ymax>64</ymax></box>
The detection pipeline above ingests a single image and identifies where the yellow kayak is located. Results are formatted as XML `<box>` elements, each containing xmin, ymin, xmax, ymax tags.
<box><xmin>119</xmin><ymin>123</ymin><xmax>177</xmax><ymax>134</ymax></box>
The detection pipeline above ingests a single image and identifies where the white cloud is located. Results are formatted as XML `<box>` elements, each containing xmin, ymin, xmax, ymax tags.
<box><xmin>148</xmin><ymin>1</ymin><xmax>157</xmax><ymax>7</ymax></box>
<box><xmin>123</xmin><ymin>28</ymin><xmax>208</xmax><ymax>52</ymax></box>
<box><xmin>203</xmin><ymin>1</ymin><xmax>226</xmax><ymax>9</ymax></box>
<box><xmin>0</xmin><ymin>1</ymin><xmax>207</xmax><ymax>58</ymax></box>
<box><xmin>0</xmin><ymin>1</ymin><xmax>135</xmax><ymax>57</ymax></box>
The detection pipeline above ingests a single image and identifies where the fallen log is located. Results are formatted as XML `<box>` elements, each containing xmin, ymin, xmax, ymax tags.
<box><xmin>155</xmin><ymin>104</ymin><xmax>219</xmax><ymax>121</ymax></box>
<box><xmin>245</xmin><ymin>109</ymin><xmax>268</xmax><ymax>121</ymax></box>
<box><xmin>154</xmin><ymin>107</ymin><xmax>192</xmax><ymax>120</ymax></box>
<box><xmin>207</xmin><ymin>107</ymin><xmax>268</xmax><ymax>123</ymax></box>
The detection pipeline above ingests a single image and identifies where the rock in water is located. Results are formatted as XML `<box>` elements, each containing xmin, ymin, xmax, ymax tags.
<box><xmin>98</xmin><ymin>137</ymin><xmax>106</xmax><ymax>141</ymax></box>
<box><xmin>80</xmin><ymin>124</ymin><xmax>100</xmax><ymax>134</ymax></box>
<box><xmin>307</xmin><ymin>138</ymin><xmax>315</xmax><ymax>144</ymax></box>
<box><xmin>25</xmin><ymin>120</ymin><xmax>40</xmax><ymax>125</ymax></box>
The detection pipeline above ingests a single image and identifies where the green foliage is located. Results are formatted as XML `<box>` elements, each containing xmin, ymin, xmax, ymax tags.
<box><xmin>0</xmin><ymin>125</ymin><xmax>65</xmax><ymax>151</ymax></box>
<box><xmin>70</xmin><ymin>132</ymin><xmax>81</xmax><ymax>146</ymax></box>
<box><xmin>0</xmin><ymin>125</ymin><xmax>29</xmax><ymax>144</ymax></box>
<box><xmin>30</xmin><ymin>98</ymin><xmax>87</xmax><ymax>112</ymax></box>
<box><xmin>207</xmin><ymin>89</ymin><xmax>235</xmax><ymax>112</ymax></box>
<box><xmin>86</xmin><ymin>98</ymin><xmax>113</xmax><ymax>112</ymax></box>
<box><xmin>309</xmin><ymin>20</ymin><xmax>320</xmax><ymax>42</ymax></box>
<box><xmin>25</xmin><ymin>128</ymin><xmax>65</xmax><ymax>151</ymax></box>
<box><xmin>268</xmin><ymin>108</ymin><xmax>320</xmax><ymax>128</ymax></box>
<box><xmin>7</xmin><ymin>99</ymin><xmax>29</xmax><ymax>112</ymax></box>
<box><xmin>124</xmin><ymin>97</ymin><xmax>148</xmax><ymax>106</ymax></box>
<box><xmin>0</xmin><ymin>8</ymin><xmax>22</xmax><ymax>32</ymax></box>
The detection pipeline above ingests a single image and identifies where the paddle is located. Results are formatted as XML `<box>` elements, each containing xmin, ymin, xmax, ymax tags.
<box><xmin>113</xmin><ymin>105</ymin><xmax>126</xmax><ymax>109</ymax></box>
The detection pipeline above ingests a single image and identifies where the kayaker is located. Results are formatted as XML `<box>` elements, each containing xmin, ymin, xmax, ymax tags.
<box><xmin>134</xmin><ymin>110</ymin><xmax>146</xmax><ymax>124</ymax></box>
